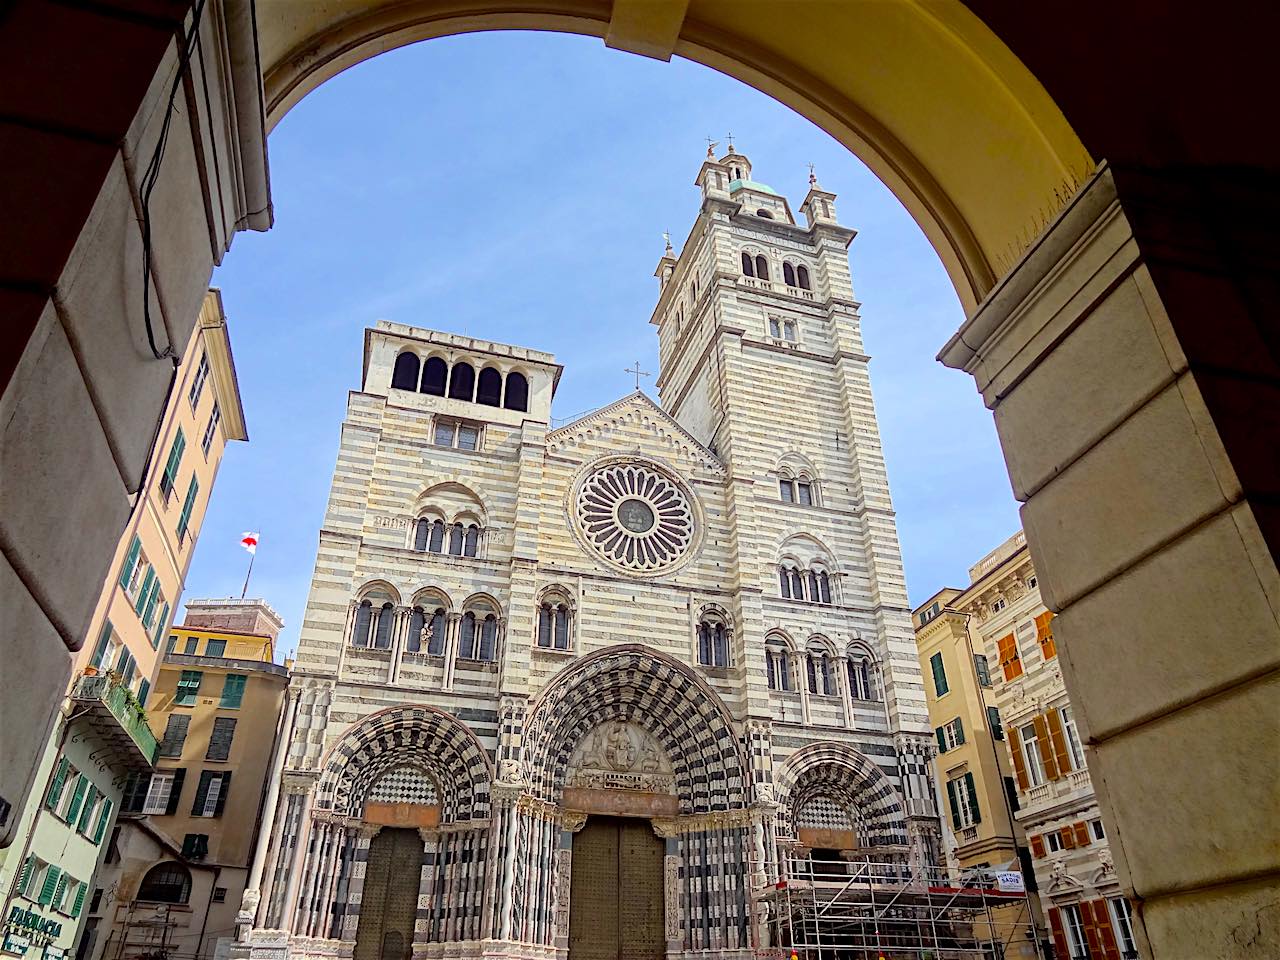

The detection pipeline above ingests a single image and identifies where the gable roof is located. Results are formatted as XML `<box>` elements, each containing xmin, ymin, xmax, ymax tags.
<box><xmin>546</xmin><ymin>391</ymin><xmax>724</xmax><ymax>475</ymax></box>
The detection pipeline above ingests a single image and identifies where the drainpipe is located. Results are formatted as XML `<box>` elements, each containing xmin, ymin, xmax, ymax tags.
<box><xmin>194</xmin><ymin>866</ymin><xmax>220</xmax><ymax>960</ymax></box>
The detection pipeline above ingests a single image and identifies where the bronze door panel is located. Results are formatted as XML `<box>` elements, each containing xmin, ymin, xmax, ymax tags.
<box><xmin>569</xmin><ymin>817</ymin><xmax>664</xmax><ymax>960</ymax></box>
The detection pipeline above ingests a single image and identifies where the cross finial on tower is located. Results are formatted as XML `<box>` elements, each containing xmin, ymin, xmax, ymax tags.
<box><xmin>624</xmin><ymin>361</ymin><xmax>651</xmax><ymax>392</ymax></box>
<box><xmin>726</xmin><ymin>132</ymin><xmax>735</xmax><ymax>153</ymax></box>
<box><xmin>663</xmin><ymin>230</ymin><xmax>673</xmax><ymax>254</ymax></box>
<box><xmin>705</xmin><ymin>136</ymin><xmax>719</xmax><ymax>157</ymax></box>
<box><xmin>808</xmin><ymin>162</ymin><xmax>817</xmax><ymax>186</ymax></box>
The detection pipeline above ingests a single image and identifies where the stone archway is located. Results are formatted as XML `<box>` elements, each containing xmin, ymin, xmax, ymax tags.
<box><xmin>773</xmin><ymin>742</ymin><xmax>909</xmax><ymax>851</ymax></box>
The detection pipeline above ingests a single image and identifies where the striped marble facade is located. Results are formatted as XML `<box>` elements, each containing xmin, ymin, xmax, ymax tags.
<box><xmin>244</xmin><ymin>150</ymin><xmax>942</xmax><ymax>960</ymax></box>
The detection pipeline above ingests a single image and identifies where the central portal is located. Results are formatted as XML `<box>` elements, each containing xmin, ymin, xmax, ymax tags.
<box><xmin>569</xmin><ymin>816</ymin><xmax>665</xmax><ymax>960</ymax></box>
<box><xmin>354</xmin><ymin>827</ymin><xmax>422</xmax><ymax>960</ymax></box>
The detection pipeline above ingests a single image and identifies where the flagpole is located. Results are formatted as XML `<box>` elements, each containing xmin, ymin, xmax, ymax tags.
<box><xmin>241</xmin><ymin>549</ymin><xmax>255</xmax><ymax>600</ymax></box>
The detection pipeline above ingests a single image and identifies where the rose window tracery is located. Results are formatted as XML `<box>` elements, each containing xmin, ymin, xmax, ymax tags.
<box><xmin>575</xmin><ymin>461</ymin><xmax>694</xmax><ymax>572</ymax></box>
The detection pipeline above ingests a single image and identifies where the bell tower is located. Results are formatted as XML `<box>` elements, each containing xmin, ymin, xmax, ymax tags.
<box><xmin>649</xmin><ymin>146</ymin><xmax>933</xmax><ymax>756</ymax></box>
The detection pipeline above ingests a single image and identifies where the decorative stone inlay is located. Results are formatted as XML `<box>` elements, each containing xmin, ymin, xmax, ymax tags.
<box><xmin>574</xmin><ymin>459</ymin><xmax>694</xmax><ymax>573</ymax></box>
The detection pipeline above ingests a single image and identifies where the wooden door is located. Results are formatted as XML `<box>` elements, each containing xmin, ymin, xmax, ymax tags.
<box><xmin>354</xmin><ymin>827</ymin><xmax>422</xmax><ymax>960</ymax></box>
<box><xmin>569</xmin><ymin>817</ymin><xmax>665</xmax><ymax>960</ymax></box>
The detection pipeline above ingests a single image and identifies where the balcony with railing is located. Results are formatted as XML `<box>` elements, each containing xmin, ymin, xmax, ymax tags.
<box><xmin>70</xmin><ymin>672</ymin><xmax>159</xmax><ymax>770</ymax></box>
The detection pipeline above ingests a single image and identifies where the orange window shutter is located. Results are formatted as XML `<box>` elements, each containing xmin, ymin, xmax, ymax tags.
<box><xmin>1061</xmin><ymin>826</ymin><xmax>1076</xmax><ymax>849</ymax></box>
<box><xmin>1091</xmin><ymin>899</ymin><xmax>1122</xmax><ymax>960</ymax></box>
<box><xmin>1074</xmin><ymin>821</ymin><xmax>1090</xmax><ymax>846</ymax></box>
<box><xmin>1007</xmin><ymin>725</ymin><xmax>1029</xmax><ymax>790</ymax></box>
<box><xmin>1031</xmin><ymin>834</ymin><xmax>1046</xmax><ymax>858</ymax></box>
<box><xmin>1082</xmin><ymin>900</ymin><xmax>1105</xmax><ymax>959</ymax></box>
<box><xmin>1035</xmin><ymin>612</ymin><xmax>1058</xmax><ymax>658</ymax></box>
<box><xmin>1047</xmin><ymin>708</ymin><xmax>1073</xmax><ymax>774</ymax></box>
<box><xmin>1034</xmin><ymin>713</ymin><xmax>1060</xmax><ymax>780</ymax></box>
<box><xmin>1048</xmin><ymin>908</ymin><xmax>1070</xmax><ymax>960</ymax></box>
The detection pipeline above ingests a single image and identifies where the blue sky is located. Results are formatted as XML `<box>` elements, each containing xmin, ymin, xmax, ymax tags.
<box><xmin>189</xmin><ymin>31</ymin><xmax>1019</xmax><ymax>658</ymax></box>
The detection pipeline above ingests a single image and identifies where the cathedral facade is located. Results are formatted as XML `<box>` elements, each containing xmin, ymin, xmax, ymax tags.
<box><xmin>243</xmin><ymin>148</ymin><xmax>940</xmax><ymax>960</ymax></box>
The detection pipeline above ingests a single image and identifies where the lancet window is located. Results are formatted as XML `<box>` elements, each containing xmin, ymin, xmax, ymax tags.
<box><xmin>766</xmin><ymin>636</ymin><xmax>793</xmax><ymax>691</ymax></box>
<box><xmin>536</xmin><ymin>589</ymin><xmax>573</xmax><ymax>651</ymax></box>
<box><xmin>778</xmin><ymin>564</ymin><xmax>832</xmax><ymax>604</ymax></box>
<box><xmin>696</xmin><ymin>609</ymin><xmax>731</xmax><ymax>668</ymax></box>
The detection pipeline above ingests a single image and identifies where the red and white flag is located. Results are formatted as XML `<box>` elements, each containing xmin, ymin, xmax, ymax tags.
<box><xmin>240</xmin><ymin>531</ymin><xmax>260</xmax><ymax>555</ymax></box>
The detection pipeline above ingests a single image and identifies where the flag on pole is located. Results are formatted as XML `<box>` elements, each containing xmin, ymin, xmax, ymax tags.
<box><xmin>240</xmin><ymin>532</ymin><xmax>260</xmax><ymax>554</ymax></box>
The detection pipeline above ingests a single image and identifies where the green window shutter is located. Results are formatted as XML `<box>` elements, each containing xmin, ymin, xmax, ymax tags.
<box><xmin>935</xmin><ymin>726</ymin><xmax>947</xmax><ymax>754</ymax></box>
<box><xmin>52</xmin><ymin>872</ymin><xmax>67</xmax><ymax>909</ymax></box>
<box><xmin>176</xmin><ymin>671</ymin><xmax>203</xmax><ymax>705</ymax></box>
<box><xmin>138</xmin><ymin>678</ymin><xmax>151</xmax><ymax>707</ymax></box>
<box><xmin>143</xmin><ymin>582</ymin><xmax>162</xmax><ymax>629</ymax></box>
<box><xmin>17</xmin><ymin>857</ymin><xmax>34</xmax><ymax>896</ymax></box>
<box><xmin>38</xmin><ymin>866</ymin><xmax>61</xmax><ymax>906</ymax></box>
<box><xmin>119</xmin><ymin>536</ymin><xmax>141</xmax><ymax>589</ymax></box>
<box><xmin>152</xmin><ymin>602</ymin><xmax>170</xmax><ymax>649</ymax></box>
<box><xmin>178</xmin><ymin>477</ymin><xmax>199</xmax><ymax>538</ymax></box>
<box><xmin>161</xmin><ymin>429</ymin><xmax>186</xmax><ymax>494</ymax></box>
<box><xmin>71</xmin><ymin>883</ymin><xmax>87</xmax><ymax>918</ymax></box>
<box><xmin>134</xmin><ymin>567</ymin><xmax>155</xmax><ymax>615</ymax></box>
<box><xmin>89</xmin><ymin>622</ymin><xmax>113</xmax><ymax>670</ymax></box>
<box><xmin>213</xmin><ymin>772</ymin><xmax>231</xmax><ymax>816</ymax></box>
<box><xmin>954</xmin><ymin>717</ymin><xmax>966</xmax><ymax>746</ymax></box>
<box><xmin>191</xmin><ymin>771</ymin><xmax>214</xmax><ymax>816</ymax></box>
<box><xmin>77</xmin><ymin>785</ymin><xmax>99</xmax><ymax>832</ymax></box>
<box><xmin>965</xmin><ymin>772</ymin><xmax>982</xmax><ymax>825</ymax></box>
<box><xmin>93</xmin><ymin>797</ymin><xmax>115</xmax><ymax>844</ymax></box>
<box><xmin>930</xmin><ymin>652</ymin><xmax>948</xmax><ymax>696</ymax></box>
<box><xmin>220</xmin><ymin>674</ymin><xmax>246</xmax><ymax>708</ymax></box>
<box><xmin>164</xmin><ymin>769</ymin><xmax>186</xmax><ymax>816</ymax></box>
<box><xmin>945</xmin><ymin>779</ymin><xmax>961</xmax><ymax>830</ymax></box>
<box><xmin>66</xmin><ymin>776</ymin><xmax>89</xmax><ymax>823</ymax></box>
<box><xmin>46</xmin><ymin>757</ymin><xmax>70</xmax><ymax>809</ymax></box>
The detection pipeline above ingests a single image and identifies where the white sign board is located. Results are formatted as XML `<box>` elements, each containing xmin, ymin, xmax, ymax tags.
<box><xmin>996</xmin><ymin>871</ymin><xmax>1025</xmax><ymax>893</ymax></box>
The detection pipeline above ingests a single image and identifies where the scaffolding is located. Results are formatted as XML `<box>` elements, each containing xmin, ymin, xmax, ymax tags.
<box><xmin>756</xmin><ymin>855</ymin><xmax>1043</xmax><ymax>960</ymax></box>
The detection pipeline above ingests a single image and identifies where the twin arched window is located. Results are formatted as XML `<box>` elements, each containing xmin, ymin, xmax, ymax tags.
<box><xmin>697</xmin><ymin>613</ymin><xmax>730</xmax><ymax>668</ymax></box>
<box><xmin>536</xmin><ymin>594</ymin><xmax>573</xmax><ymax>651</ymax></box>
<box><xmin>353</xmin><ymin>599</ymin><xmax>396</xmax><ymax>649</ymax></box>
<box><xmin>406</xmin><ymin>606</ymin><xmax>447</xmax><ymax>656</ymax></box>
<box><xmin>782</xmin><ymin>262</ymin><xmax>812</xmax><ymax>290</ymax></box>
<box><xmin>413</xmin><ymin>518</ymin><xmax>480</xmax><ymax>558</ymax></box>
<box><xmin>806</xmin><ymin>648</ymin><xmax>836</xmax><ymax>696</ymax></box>
<box><xmin>779</xmin><ymin>474</ymin><xmax>814</xmax><ymax>505</ymax></box>
<box><xmin>765</xmin><ymin>638</ymin><xmax>792</xmax><ymax>691</ymax></box>
<box><xmin>458</xmin><ymin>609</ymin><xmax>498</xmax><ymax>661</ymax></box>
<box><xmin>848</xmin><ymin>653</ymin><xmax>875</xmax><ymax>701</ymax></box>
<box><xmin>392</xmin><ymin>352</ymin><xmax>529</xmax><ymax>412</ymax></box>
<box><xmin>740</xmin><ymin>252</ymin><xmax>770</xmax><ymax>281</ymax></box>
<box><xmin>779</xmin><ymin>565</ymin><xmax>832</xmax><ymax>604</ymax></box>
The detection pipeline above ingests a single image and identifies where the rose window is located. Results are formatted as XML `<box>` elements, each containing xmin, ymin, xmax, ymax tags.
<box><xmin>576</xmin><ymin>462</ymin><xmax>695</xmax><ymax>572</ymax></box>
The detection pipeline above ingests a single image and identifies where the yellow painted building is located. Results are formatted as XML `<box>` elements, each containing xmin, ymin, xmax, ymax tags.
<box><xmin>86</xmin><ymin>600</ymin><xmax>289</xmax><ymax>960</ymax></box>
<box><xmin>0</xmin><ymin>292</ymin><xmax>246</xmax><ymax>960</ymax></box>
<box><xmin>913</xmin><ymin>588</ymin><xmax>1044</xmax><ymax>958</ymax></box>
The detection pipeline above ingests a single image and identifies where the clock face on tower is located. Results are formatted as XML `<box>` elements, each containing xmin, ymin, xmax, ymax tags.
<box><xmin>573</xmin><ymin>459</ymin><xmax>695</xmax><ymax>574</ymax></box>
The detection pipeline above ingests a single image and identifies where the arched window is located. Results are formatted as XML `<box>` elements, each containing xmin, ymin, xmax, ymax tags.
<box><xmin>421</xmin><ymin>357</ymin><xmax>447</xmax><ymax>396</ymax></box>
<box><xmin>391</xmin><ymin>352</ymin><xmax>420</xmax><ymax>391</ymax></box>
<box><xmin>476</xmin><ymin>367</ymin><xmax>502</xmax><ymax>406</ymax></box>
<box><xmin>796</xmin><ymin>479</ymin><xmax>814</xmax><ymax>506</ymax></box>
<box><xmin>537</xmin><ymin>605</ymin><xmax>553</xmax><ymax>648</ymax></box>
<box><xmin>848</xmin><ymin>654</ymin><xmax>874</xmax><ymax>701</ymax></box>
<box><xmin>797</xmin><ymin>265</ymin><xmax>812</xmax><ymax>290</ymax></box>
<box><xmin>778</xmin><ymin>566</ymin><xmax>791</xmax><ymax>599</ymax></box>
<box><xmin>755</xmin><ymin>255</ymin><xmax>770</xmax><ymax>280</ymax></box>
<box><xmin>503</xmin><ymin>372</ymin><xmax>529</xmax><ymax>412</ymax></box>
<box><xmin>478</xmin><ymin>614</ymin><xmax>498</xmax><ymax>661</ymax></box>
<box><xmin>789</xmin><ymin>567</ymin><xmax>806</xmax><ymax>600</ymax></box>
<box><xmin>733</xmin><ymin>166</ymin><xmax>742</xmax><ymax>180</ymax></box>
<box><xmin>741</xmin><ymin>252</ymin><xmax>754</xmax><ymax>277</ymax></box>
<box><xmin>447</xmin><ymin>362</ymin><xmax>475</xmax><ymax>401</ymax></box>
<box><xmin>757</xmin><ymin>208</ymin><xmax>773</xmax><ymax>219</ymax></box>
<box><xmin>373</xmin><ymin>602</ymin><xmax>394</xmax><ymax>650</ymax></box>
<box><xmin>819</xmin><ymin>200</ymin><xmax>829</xmax><ymax>218</ymax></box>
<box><xmin>458</xmin><ymin>612</ymin><xmax>477</xmax><ymax>659</ymax></box>
<box><xmin>766</xmin><ymin>640</ymin><xmax>792</xmax><ymax>691</ymax></box>
<box><xmin>463</xmin><ymin>524</ymin><xmax>479</xmax><ymax>558</ymax></box>
<box><xmin>137</xmin><ymin>863</ymin><xmax>191</xmax><ymax>904</ymax></box>
<box><xmin>428</xmin><ymin>519</ymin><xmax>445</xmax><ymax>553</ymax></box>
<box><xmin>783</xmin><ymin>320</ymin><xmax>797</xmax><ymax>342</ymax></box>
<box><xmin>353</xmin><ymin>600</ymin><xmax>372</xmax><ymax>646</ymax></box>
<box><xmin>696</xmin><ymin>613</ymin><xmax>729</xmax><ymax>668</ymax></box>
<box><xmin>413</xmin><ymin>518</ymin><xmax>430</xmax><ymax>552</ymax></box>
<box><xmin>821</xmin><ymin>654</ymin><xmax>835</xmax><ymax>695</ymax></box>
<box><xmin>769</xmin><ymin>318</ymin><xmax>781</xmax><ymax>338</ymax></box>
<box><xmin>809</xmin><ymin>569</ymin><xmax>821</xmax><ymax>602</ymax></box>
<box><xmin>819</xmin><ymin>571</ymin><xmax>832</xmax><ymax>604</ymax></box>
<box><xmin>806</xmin><ymin>654</ymin><xmax>818</xmax><ymax>693</ymax></box>
<box><xmin>554</xmin><ymin>606</ymin><xmax>570</xmax><ymax>649</ymax></box>
<box><xmin>779</xmin><ymin>478</ymin><xmax>795</xmax><ymax>502</ymax></box>
<box><xmin>428</xmin><ymin>608</ymin><xmax>446</xmax><ymax>656</ymax></box>
<box><xmin>407</xmin><ymin>606</ymin><xmax>425</xmax><ymax>652</ymax></box>
<box><xmin>448</xmin><ymin>523</ymin><xmax>464</xmax><ymax>556</ymax></box>
<box><xmin>783</xmin><ymin>262</ymin><xmax>796</xmax><ymax>287</ymax></box>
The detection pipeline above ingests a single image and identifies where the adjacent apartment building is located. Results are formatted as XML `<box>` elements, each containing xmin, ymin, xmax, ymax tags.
<box><xmin>951</xmin><ymin>532</ymin><xmax>1141</xmax><ymax>960</ymax></box>
<box><xmin>0</xmin><ymin>292</ymin><xmax>247</xmax><ymax>960</ymax></box>
<box><xmin>913</xmin><ymin>588</ymin><xmax>1043</xmax><ymax>958</ymax></box>
<box><xmin>85</xmin><ymin>600</ymin><xmax>289</xmax><ymax>960</ymax></box>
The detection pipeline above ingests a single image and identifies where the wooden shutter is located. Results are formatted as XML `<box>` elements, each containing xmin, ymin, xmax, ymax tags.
<box><xmin>945</xmin><ymin>778</ymin><xmax>962</xmax><ymax>829</ymax></box>
<box><xmin>46</xmin><ymin>757</ymin><xmax>70</xmax><ymax>809</ymax></box>
<box><xmin>152</xmin><ymin>602</ymin><xmax>170</xmax><ymax>649</ymax></box>
<box><xmin>998</xmin><ymin>634</ymin><xmax>1023</xmax><ymax>680</ymax></box>
<box><xmin>1033</xmin><ymin>713</ymin><xmax>1060</xmax><ymax>780</ymax></box>
<box><xmin>963</xmin><ymin>772</ymin><xmax>982</xmax><ymax>824</ymax></box>
<box><xmin>936</xmin><ymin>726</ymin><xmax>947</xmax><ymax>754</ymax></box>
<box><xmin>930</xmin><ymin>652</ymin><xmax>948</xmax><ymax>696</ymax></box>
<box><xmin>165</xmin><ymin>768</ymin><xmax>186</xmax><ymax>816</ymax></box>
<box><xmin>93</xmin><ymin>797</ymin><xmax>114</xmax><ymax>844</ymax></box>
<box><xmin>1082</xmin><ymin>899</ymin><xmax>1105</xmax><ymax>959</ymax></box>
<box><xmin>1030</xmin><ymin>834</ymin><xmax>1046</xmax><ymax>858</ymax></box>
<box><xmin>1047</xmin><ymin>707</ymin><xmax>1073</xmax><ymax>774</ymax></box>
<box><xmin>954</xmin><ymin>717</ymin><xmax>966</xmax><ymax>745</ymax></box>
<box><xmin>38</xmin><ymin>866</ymin><xmax>62</xmax><ymax>906</ymax></box>
<box><xmin>1047</xmin><ymin>907</ymin><xmax>1070</xmax><ymax>960</ymax></box>
<box><xmin>17</xmin><ymin>857</ymin><xmax>33</xmax><ymax>896</ymax></box>
<box><xmin>1007</xmin><ymin>725</ymin><xmax>1029</xmax><ymax>789</ymax></box>
<box><xmin>192</xmin><ymin>771</ymin><xmax>214</xmax><ymax>816</ymax></box>
<box><xmin>119</xmin><ymin>536</ymin><xmax>141</xmax><ymax>589</ymax></box>
<box><xmin>71</xmin><ymin>883</ymin><xmax>87</xmax><ymax>918</ymax></box>
<box><xmin>66</xmin><ymin>776</ymin><xmax>89</xmax><ymax>823</ymax></box>
<box><xmin>1061</xmin><ymin>826</ymin><xmax>1076</xmax><ymax>849</ymax></box>
<box><xmin>1091</xmin><ymin>899</ymin><xmax>1122</xmax><ymax>960</ymax></box>
<box><xmin>214</xmin><ymin>772</ymin><xmax>232</xmax><ymax>816</ymax></box>
<box><xmin>1074</xmin><ymin>821</ymin><xmax>1091</xmax><ymax>846</ymax></box>
<box><xmin>134</xmin><ymin>567</ymin><xmax>155</xmax><ymax>614</ymax></box>
<box><xmin>77</xmin><ymin>784</ymin><xmax>98</xmax><ymax>832</ymax></box>
<box><xmin>1036</xmin><ymin>611</ymin><xmax>1057</xmax><ymax>659</ymax></box>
